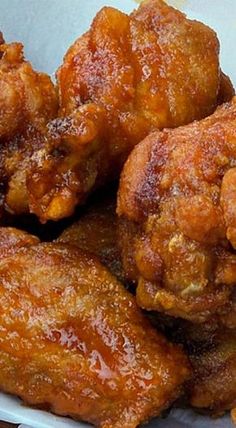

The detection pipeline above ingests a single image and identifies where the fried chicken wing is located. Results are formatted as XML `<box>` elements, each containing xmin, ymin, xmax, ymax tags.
<box><xmin>25</xmin><ymin>0</ymin><xmax>228</xmax><ymax>222</ymax></box>
<box><xmin>188</xmin><ymin>329</ymin><xmax>236</xmax><ymax>415</ymax></box>
<box><xmin>118</xmin><ymin>96</ymin><xmax>236</xmax><ymax>324</ymax></box>
<box><xmin>170</xmin><ymin>321</ymin><xmax>236</xmax><ymax>415</ymax></box>
<box><xmin>58</xmin><ymin>0</ymin><xmax>221</xmax><ymax>128</ymax></box>
<box><xmin>0</xmin><ymin>41</ymin><xmax>58</xmax><ymax>216</ymax></box>
<box><xmin>57</xmin><ymin>196</ymin><xmax>125</xmax><ymax>282</ymax></box>
<box><xmin>0</xmin><ymin>231</ymin><xmax>190</xmax><ymax>428</ymax></box>
<box><xmin>26</xmin><ymin>104</ymin><xmax>107</xmax><ymax>221</ymax></box>
<box><xmin>0</xmin><ymin>42</ymin><xmax>57</xmax><ymax>139</ymax></box>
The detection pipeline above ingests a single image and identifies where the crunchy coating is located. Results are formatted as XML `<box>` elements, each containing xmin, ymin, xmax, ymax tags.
<box><xmin>0</xmin><ymin>43</ymin><xmax>57</xmax><ymax>139</ymax></box>
<box><xmin>0</xmin><ymin>32</ymin><xmax>4</xmax><ymax>46</ymax></box>
<box><xmin>0</xmin><ymin>233</ymin><xmax>189</xmax><ymax>428</ymax></box>
<box><xmin>27</xmin><ymin>0</ymin><xmax>223</xmax><ymax>221</ymax></box>
<box><xmin>58</xmin><ymin>0</ymin><xmax>220</xmax><ymax>130</ymax></box>
<box><xmin>171</xmin><ymin>321</ymin><xmax>236</xmax><ymax>415</ymax></box>
<box><xmin>189</xmin><ymin>329</ymin><xmax>236</xmax><ymax>414</ymax></box>
<box><xmin>218</xmin><ymin>72</ymin><xmax>235</xmax><ymax>105</ymax></box>
<box><xmin>0</xmin><ymin>227</ymin><xmax>39</xmax><ymax>259</ymax></box>
<box><xmin>118</xmin><ymin>96</ymin><xmax>236</xmax><ymax>324</ymax></box>
<box><xmin>0</xmin><ymin>42</ymin><xmax>58</xmax><ymax>216</ymax></box>
<box><xmin>27</xmin><ymin>104</ymin><xmax>106</xmax><ymax>222</ymax></box>
<box><xmin>0</xmin><ymin>40</ymin><xmax>105</xmax><ymax>222</ymax></box>
<box><xmin>57</xmin><ymin>197</ymin><xmax>125</xmax><ymax>282</ymax></box>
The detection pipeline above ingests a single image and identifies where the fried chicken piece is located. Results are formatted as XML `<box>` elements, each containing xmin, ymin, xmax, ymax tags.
<box><xmin>189</xmin><ymin>330</ymin><xmax>236</xmax><ymax>414</ymax></box>
<box><xmin>148</xmin><ymin>313</ymin><xmax>236</xmax><ymax>415</ymax></box>
<box><xmin>232</xmin><ymin>408</ymin><xmax>236</xmax><ymax>425</ymax></box>
<box><xmin>170</xmin><ymin>321</ymin><xmax>236</xmax><ymax>415</ymax></box>
<box><xmin>0</xmin><ymin>42</ymin><xmax>57</xmax><ymax>139</ymax></box>
<box><xmin>118</xmin><ymin>96</ymin><xmax>236</xmax><ymax>324</ymax></box>
<box><xmin>27</xmin><ymin>104</ymin><xmax>107</xmax><ymax>221</ymax></box>
<box><xmin>57</xmin><ymin>196</ymin><xmax>125</xmax><ymax>282</ymax></box>
<box><xmin>0</xmin><ymin>32</ymin><xmax>4</xmax><ymax>46</ymax></box>
<box><xmin>26</xmin><ymin>0</ymin><xmax>225</xmax><ymax>222</ymax></box>
<box><xmin>58</xmin><ymin>0</ymin><xmax>221</xmax><ymax>130</ymax></box>
<box><xmin>0</xmin><ymin>227</ymin><xmax>39</xmax><ymax>259</ymax></box>
<box><xmin>0</xmin><ymin>233</ymin><xmax>190</xmax><ymax>428</ymax></box>
<box><xmin>0</xmin><ymin>41</ymin><xmax>58</xmax><ymax>215</ymax></box>
<box><xmin>218</xmin><ymin>72</ymin><xmax>235</xmax><ymax>104</ymax></box>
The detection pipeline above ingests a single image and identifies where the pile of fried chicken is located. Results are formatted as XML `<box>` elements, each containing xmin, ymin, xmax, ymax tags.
<box><xmin>0</xmin><ymin>1</ymin><xmax>236</xmax><ymax>427</ymax></box>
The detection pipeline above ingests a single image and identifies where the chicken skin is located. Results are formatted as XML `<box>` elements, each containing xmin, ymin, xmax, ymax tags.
<box><xmin>188</xmin><ymin>329</ymin><xmax>236</xmax><ymax>415</ymax></box>
<box><xmin>170</xmin><ymin>321</ymin><xmax>236</xmax><ymax>415</ymax></box>
<box><xmin>26</xmin><ymin>0</ymin><xmax>229</xmax><ymax>222</ymax></box>
<box><xmin>27</xmin><ymin>104</ymin><xmax>107</xmax><ymax>222</ymax></box>
<box><xmin>0</xmin><ymin>39</ymin><xmax>106</xmax><ymax>222</ymax></box>
<box><xmin>0</xmin><ymin>228</ymin><xmax>190</xmax><ymax>428</ymax></box>
<box><xmin>0</xmin><ymin>227</ymin><xmax>39</xmax><ymax>259</ymax></box>
<box><xmin>118</xmin><ymin>96</ymin><xmax>236</xmax><ymax>324</ymax></box>
<box><xmin>218</xmin><ymin>72</ymin><xmax>235</xmax><ymax>105</ymax></box>
<box><xmin>57</xmin><ymin>196</ymin><xmax>125</xmax><ymax>282</ymax></box>
<box><xmin>58</xmin><ymin>0</ymin><xmax>221</xmax><ymax>131</ymax></box>
<box><xmin>0</xmin><ymin>41</ymin><xmax>58</xmax><ymax>216</ymax></box>
<box><xmin>0</xmin><ymin>42</ymin><xmax>57</xmax><ymax>139</ymax></box>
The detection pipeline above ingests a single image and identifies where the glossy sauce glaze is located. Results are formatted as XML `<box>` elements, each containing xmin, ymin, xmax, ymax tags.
<box><xmin>0</xmin><ymin>231</ymin><xmax>190</xmax><ymax>428</ymax></box>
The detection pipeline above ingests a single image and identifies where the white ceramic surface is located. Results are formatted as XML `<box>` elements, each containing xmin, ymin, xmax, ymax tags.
<box><xmin>0</xmin><ymin>1</ymin><xmax>235</xmax><ymax>427</ymax></box>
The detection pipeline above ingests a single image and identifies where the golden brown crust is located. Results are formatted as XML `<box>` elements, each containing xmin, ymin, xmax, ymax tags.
<box><xmin>26</xmin><ymin>0</ymin><xmax>222</xmax><ymax>222</ymax></box>
<box><xmin>26</xmin><ymin>104</ymin><xmax>107</xmax><ymax>222</ymax></box>
<box><xmin>190</xmin><ymin>332</ymin><xmax>236</xmax><ymax>414</ymax></box>
<box><xmin>0</xmin><ymin>43</ymin><xmax>57</xmax><ymax>139</ymax></box>
<box><xmin>0</xmin><ymin>236</ymin><xmax>190</xmax><ymax>427</ymax></box>
<box><xmin>0</xmin><ymin>42</ymin><xmax>58</xmax><ymax>217</ymax></box>
<box><xmin>59</xmin><ymin>0</ymin><xmax>220</xmax><ymax>129</ymax></box>
<box><xmin>118</xmin><ymin>218</ymin><xmax>141</xmax><ymax>284</ymax></box>
<box><xmin>57</xmin><ymin>196</ymin><xmax>125</xmax><ymax>282</ymax></box>
<box><xmin>118</xmin><ymin>97</ymin><xmax>236</xmax><ymax>324</ymax></box>
<box><xmin>0</xmin><ymin>227</ymin><xmax>39</xmax><ymax>259</ymax></box>
<box><xmin>0</xmin><ymin>2</ymin><xmax>232</xmax><ymax>224</ymax></box>
<box><xmin>218</xmin><ymin>72</ymin><xmax>235</xmax><ymax>104</ymax></box>
<box><xmin>170</xmin><ymin>321</ymin><xmax>236</xmax><ymax>414</ymax></box>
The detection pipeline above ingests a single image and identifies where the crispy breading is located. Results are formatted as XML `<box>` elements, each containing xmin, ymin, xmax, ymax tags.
<box><xmin>57</xmin><ymin>196</ymin><xmax>125</xmax><ymax>282</ymax></box>
<box><xmin>58</xmin><ymin>0</ymin><xmax>221</xmax><ymax>128</ymax></box>
<box><xmin>0</xmin><ymin>43</ymin><xmax>57</xmax><ymax>139</ymax></box>
<box><xmin>0</xmin><ymin>227</ymin><xmax>39</xmax><ymax>259</ymax></box>
<box><xmin>218</xmin><ymin>72</ymin><xmax>235</xmax><ymax>104</ymax></box>
<box><xmin>118</xmin><ymin>96</ymin><xmax>236</xmax><ymax>324</ymax></box>
<box><xmin>0</xmin><ymin>230</ymin><xmax>189</xmax><ymax>428</ymax></box>
<box><xmin>171</xmin><ymin>321</ymin><xmax>236</xmax><ymax>415</ymax></box>
<box><xmin>0</xmin><ymin>42</ymin><xmax>58</xmax><ymax>216</ymax></box>
<box><xmin>26</xmin><ymin>0</ymin><xmax>225</xmax><ymax>222</ymax></box>
<box><xmin>189</xmin><ymin>329</ymin><xmax>236</xmax><ymax>414</ymax></box>
<box><xmin>26</xmin><ymin>104</ymin><xmax>106</xmax><ymax>221</ymax></box>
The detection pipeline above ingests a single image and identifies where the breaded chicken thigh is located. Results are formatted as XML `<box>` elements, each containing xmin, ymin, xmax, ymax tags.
<box><xmin>118</xmin><ymin>96</ymin><xmax>236</xmax><ymax>324</ymax></box>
